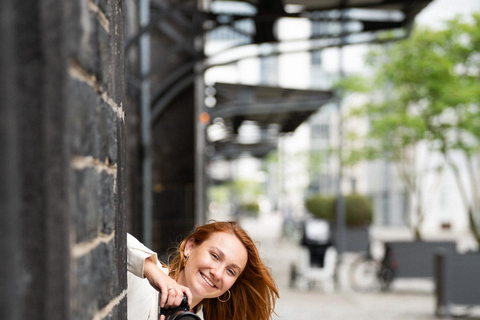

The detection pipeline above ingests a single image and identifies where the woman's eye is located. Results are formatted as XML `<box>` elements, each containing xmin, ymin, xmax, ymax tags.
<box><xmin>227</xmin><ymin>269</ymin><xmax>235</xmax><ymax>276</ymax></box>
<box><xmin>211</xmin><ymin>253</ymin><xmax>218</xmax><ymax>260</ymax></box>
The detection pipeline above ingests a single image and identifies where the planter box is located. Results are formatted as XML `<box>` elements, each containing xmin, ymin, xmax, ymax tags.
<box><xmin>345</xmin><ymin>227</ymin><xmax>370</xmax><ymax>252</ymax></box>
<box><xmin>435</xmin><ymin>251</ymin><xmax>480</xmax><ymax>317</ymax></box>
<box><xmin>331</xmin><ymin>227</ymin><xmax>370</xmax><ymax>253</ymax></box>
<box><xmin>384</xmin><ymin>241</ymin><xmax>456</xmax><ymax>279</ymax></box>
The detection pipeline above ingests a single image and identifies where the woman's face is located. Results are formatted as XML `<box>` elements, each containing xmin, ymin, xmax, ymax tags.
<box><xmin>179</xmin><ymin>232</ymin><xmax>248</xmax><ymax>300</ymax></box>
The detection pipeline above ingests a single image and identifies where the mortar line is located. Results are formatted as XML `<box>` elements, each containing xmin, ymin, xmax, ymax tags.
<box><xmin>87</xmin><ymin>0</ymin><xmax>110</xmax><ymax>33</ymax></box>
<box><xmin>91</xmin><ymin>289</ymin><xmax>127</xmax><ymax>320</ymax></box>
<box><xmin>71</xmin><ymin>155</ymin><xmax>117</xmax><ymax>175</ymax></box>
<box><xmin>68</xmin><ymin>59</ymin><xmax>125</xmax><ymax>120</ymax></box>
<box><xmin>71</xmin><ymin>232</ymin><xmax>115</xmax><ymax>258</ymax></box>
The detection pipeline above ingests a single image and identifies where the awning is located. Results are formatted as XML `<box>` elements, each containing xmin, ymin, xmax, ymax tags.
<box><xmin>209</xmin><ymin>82</ymin><xmax>336</xmax><ymax>134</ymax></box>
<box><xmin>206</xmin><ymin>0</ymin><xmax>434</xmax><ymax>45</ymax></box>
<box><xmin>212</xmin><ymin>140</ymin><xmax>277</xmax><ymax>160</ymax></box>
<box><xmin>282</xmin><ymin>0</ymin><xmax>432</xmax><ymax>14</ymax></box>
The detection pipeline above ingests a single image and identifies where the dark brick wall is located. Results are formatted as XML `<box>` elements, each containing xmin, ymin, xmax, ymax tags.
<box><xmin>0</xmin><ymin>0</ymin><xmax>127</xmax><ymax>319</ymax></box>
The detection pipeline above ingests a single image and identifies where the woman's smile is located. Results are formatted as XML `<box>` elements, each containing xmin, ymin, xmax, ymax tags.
<box><xmin>200</xmin><ymin>272</ymin><xmax>215</xmax><ymax>288</ymax></box>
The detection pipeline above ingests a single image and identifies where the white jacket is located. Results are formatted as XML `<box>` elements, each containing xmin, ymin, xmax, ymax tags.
<box><xmin>127</xmin><ymin>233</ymin><xmax>204</xmax><ymax>320</ymax></box>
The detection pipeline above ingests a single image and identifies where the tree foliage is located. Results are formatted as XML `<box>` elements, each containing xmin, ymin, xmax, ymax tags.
<box><xmin>339</xmin><ymin>13</ymin><xmax>480</xmax><ymax>245</ymax></box>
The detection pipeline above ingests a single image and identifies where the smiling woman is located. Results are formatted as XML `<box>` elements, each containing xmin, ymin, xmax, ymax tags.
<box><xmin>127</xmin><ymin>221</ymin><xmax>279</xmax><ymax>320</ymax></box>
<box><xmin>177</xmin><ymin>231</ymin><xmax>248</xmax><ymax>305</ymax></box>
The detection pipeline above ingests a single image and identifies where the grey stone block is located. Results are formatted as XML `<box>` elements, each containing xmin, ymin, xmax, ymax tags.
<box><xmin>65</xmin><ymin>1</ymin><xmax>101</xmax><ymax>83</ymax></box>
<box><xmin>72</xmin><ymin>241</ymin><xmax>119</xmax><ymax>320</ymax></box>
<box><xmin>69</xmin><ymin>79</ymin><xmax>118</xmax><ymax>163</ymax></box>
<box><xmin>72</xmin><ymin>167</ymin><xmax>116</xmax><ymax>243</ymax></box>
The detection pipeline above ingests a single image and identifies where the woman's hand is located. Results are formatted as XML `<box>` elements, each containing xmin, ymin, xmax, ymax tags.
<box><xmin>143</xmin><ymin>256</ymin><xmax>192</xmax><ymax>311</ymax></box>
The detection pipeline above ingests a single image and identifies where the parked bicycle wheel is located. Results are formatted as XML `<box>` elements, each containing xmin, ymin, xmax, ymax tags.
<box><xmin>349</xmin><ymin>256</ymin><xmax>380</xmax><ymax>292</ymax></box>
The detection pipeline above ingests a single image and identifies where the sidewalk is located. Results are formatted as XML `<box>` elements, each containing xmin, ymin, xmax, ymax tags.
<box><xmin>239</xmin><ymin>212</ymin><xmax>480</xmax><ymax>320</ymax></box>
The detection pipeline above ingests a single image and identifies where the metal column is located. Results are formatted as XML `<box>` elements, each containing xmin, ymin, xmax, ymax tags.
<box><xmin>139</xmin><ymin>0</ymin><xmax>153</xmax><ymax>247</ymax></box>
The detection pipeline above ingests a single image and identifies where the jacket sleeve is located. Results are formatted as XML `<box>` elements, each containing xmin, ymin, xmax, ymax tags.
<box><xmin>127</xmin><ymin>233</ymin><xmax>159</xmax><ymax>278</ymax></box>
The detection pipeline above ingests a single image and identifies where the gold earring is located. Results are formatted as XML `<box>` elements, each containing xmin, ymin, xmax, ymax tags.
<box><xmin>217</xmin><ymin>290</ymin><xmax>231</xmax><ymax>303</ymax></box>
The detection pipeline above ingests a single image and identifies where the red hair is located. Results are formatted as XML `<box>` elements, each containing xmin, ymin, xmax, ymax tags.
<box><xmin>168</xmin><ymin>221</ymin><xmax>279</xmax><ymax>320</ymax></box>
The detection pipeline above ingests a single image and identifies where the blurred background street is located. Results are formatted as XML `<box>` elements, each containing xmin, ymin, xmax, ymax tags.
<box><xmin>238</xmin><ymin>212</ymin><xmax>480</xmax><ymax>320</ymax></box>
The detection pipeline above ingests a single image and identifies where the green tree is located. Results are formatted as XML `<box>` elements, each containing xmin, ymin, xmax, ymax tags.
<box><xmin>339</xmin><ymin>13</ymin><xmax>480</xmax><ymax>245</ymax></box>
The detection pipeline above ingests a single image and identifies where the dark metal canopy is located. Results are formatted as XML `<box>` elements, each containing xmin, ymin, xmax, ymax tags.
<box><xmin>212</xmin><ymin>140</ymin><xmax>278</xmax><ymax>160</ymax></box>
<box><xmin>280</xmin><ymin>0</ymin><xmax>431</xmax><ymax>12</ymax></box>
<box><xmin>204</xmin><ymin>0</ymin><xmax>434</xmax><ymax>48</ymax></box>
<box><xmin>210</xmin><ymin>82</ymin><xmax>336</xmax><ymax>134</ymax></box>
<box><xmin>204</xmin><ymin>83</ymin><xmax>335</xmax><ymax>161</ymax></box>
<box><xmin>201</xmin><ymin>0</ymin><xmax>433</xmax><ymax>162</ymax></box>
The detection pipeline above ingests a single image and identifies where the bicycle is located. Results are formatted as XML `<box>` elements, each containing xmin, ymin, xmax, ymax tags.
<box><xmin>348</xmin><ymin>230</ymin><xmax>395</xmax><ymax>292</ymax></box>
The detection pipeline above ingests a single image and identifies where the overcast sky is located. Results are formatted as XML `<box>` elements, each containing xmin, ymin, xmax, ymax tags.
<box><xmin>416</xmin><ymin>0</ymin><xmax>480</xmax><ymax>27</ymax></box>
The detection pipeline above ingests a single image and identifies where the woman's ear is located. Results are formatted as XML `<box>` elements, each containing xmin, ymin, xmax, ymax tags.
<box><xmin>184</xmin><ymin>237</ymin><xmax>195</xmax><ymax>257</ymax></box>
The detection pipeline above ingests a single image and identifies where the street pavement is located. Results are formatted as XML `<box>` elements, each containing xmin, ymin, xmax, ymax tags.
<box><xmin>237</xmin><ymin>212</ymin><xmax>480</xmax><ymax>320</ymax></box>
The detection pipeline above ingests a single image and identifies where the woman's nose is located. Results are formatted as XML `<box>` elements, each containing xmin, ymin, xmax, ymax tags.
<box><xmin>210</xmin><ymin>266</ymin><xmax>222</xmax><ymax>280</ymax></box>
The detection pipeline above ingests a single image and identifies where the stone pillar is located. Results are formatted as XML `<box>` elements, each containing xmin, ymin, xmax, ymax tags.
<box><xmin>0</xmin><ymin>0</ymin><xmax>127</xmax><ymax>319</ymax></box>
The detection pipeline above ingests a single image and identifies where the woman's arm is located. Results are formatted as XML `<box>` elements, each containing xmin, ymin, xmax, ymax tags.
<box><xmin>127</xmin><ymin>233</ymin><xmax>192</xmax><ymax>309</ymax></box>
<box><xmin>127</xmin><ymin>233</ymin><xmax>158</xmax><ymax>278</ymax></box>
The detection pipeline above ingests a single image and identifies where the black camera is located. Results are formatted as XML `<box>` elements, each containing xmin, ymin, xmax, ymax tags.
<box><xmin>159</xmin><ymin>293</ymin><xmax>201</xmax><ymax>320</ymax></box>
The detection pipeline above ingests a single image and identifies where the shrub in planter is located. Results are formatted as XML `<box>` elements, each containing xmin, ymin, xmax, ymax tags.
<box><xmin>305</xmin><ymin>193</ymin><xmax>373</xmax><ymax>227</ymax></box>
<box><xmin>344</xmin><ymin>194</ymin><xmax>374</xmax><ymax>227</ymax></box>
<box><xmin>240</xmin><ymin>202</ymin><xmax>260</xmax><ymax>217</ymax></box>
<box><xmin>304</xmin><ymin>196</ymin><xmax>335</xmax><ymax>222</ymax></box>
